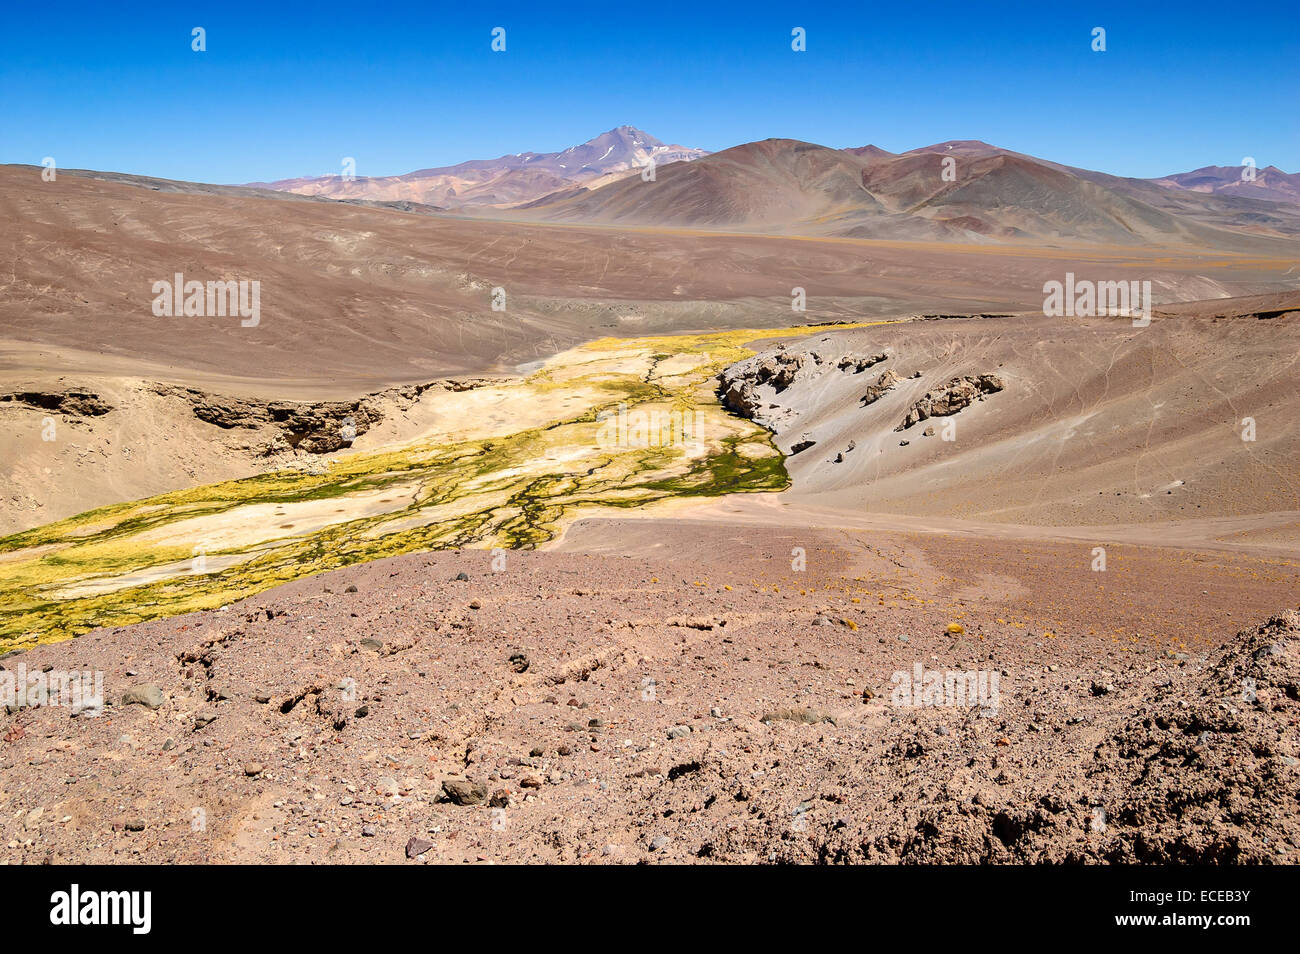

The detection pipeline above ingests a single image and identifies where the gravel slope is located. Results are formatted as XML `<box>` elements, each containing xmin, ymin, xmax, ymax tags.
<box><xmin>2</xmin><ymin>520</ymin><xmax>1296</xmax><ymax>865</ymax></box>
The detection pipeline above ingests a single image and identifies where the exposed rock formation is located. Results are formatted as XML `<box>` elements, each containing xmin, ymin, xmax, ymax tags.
<box><xmin>155</xmin><ymin>386</ymin><xmax>382</xmax><ymax>454</ymax></box>
<box><xmin>1</xmin><ymin>389</ymin><xmax>113</xmax><ymax>416</ymax></box>
<box><xmin>763</xmin><ymin>353</ymin><xmax>806</xmax><ymax>392</ymax></box>
<box><xmin>838</xmin><ymin>352</ymin><xmax>888</xmax><ymax>373</ymax></box>
<box><xmin>859</xmin><ymin>369</ymin><xmax>900</xmax><ymax>406</ymax></box>
<box><xmin>721</xmin><ymin>351</ymin><xmax>806</xmax><ymax>398</ymax></box>
<box><xmin>718</xmin><ymin>351</ymin><xmax>813</xmax><ymax>428</ymax></box>
<box><xmin>894</xmin><ymin>374</ymin><xmax>1004</xmax><ymax>431</ymax></box>
<box><xmin>719</xmin><ymin>376</ymin><xmax>763</xmax><ymax>421</ymax></box>
<box><xmin>153</xmin><ymin>378</ymin><xmax>502</xmax><ymax>455</ymax></box>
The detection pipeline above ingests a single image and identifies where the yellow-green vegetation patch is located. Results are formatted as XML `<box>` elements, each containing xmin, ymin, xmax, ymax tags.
<box><xmin>0</xmin><ymin>321</ymin><xmax>892</xmax><ymax>646</ymax></box>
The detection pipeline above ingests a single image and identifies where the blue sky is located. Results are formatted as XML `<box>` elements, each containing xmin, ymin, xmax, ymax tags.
<box><xmin>1</xmin><ymin>1</ymin><xmax>1295</xmax><ymax>184</ymax></box>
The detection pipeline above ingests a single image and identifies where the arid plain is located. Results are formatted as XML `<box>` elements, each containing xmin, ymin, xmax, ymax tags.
<box><xmin>1</xmin><ymin>131</ymin><xmax>1298</xmax><ymax>863</ymax></box>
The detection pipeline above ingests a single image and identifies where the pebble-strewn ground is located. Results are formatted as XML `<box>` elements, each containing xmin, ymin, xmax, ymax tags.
<box><xmin>1</xmin><ymin>520</ymin><xmax>1297</xmax><ymax>864</ymax></box>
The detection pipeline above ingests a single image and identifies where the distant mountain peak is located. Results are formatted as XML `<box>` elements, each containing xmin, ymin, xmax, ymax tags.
<box><xmin>251</xmin><ymin>130</ymin><xmax>1300</xmax><ymax>222</ymax></box>
<box><xmin>254</xmin><ymin>126</ymin><xmax>709</xmax><ymax>209</ymax></box>
<box><xmin>517</xmin><ymin>134</ymin><xmax>1300</xmax><ymax>248</ymax></box>
<box><xmin>1152</xmin><ymin>162</ymin><xmax>1300</xmax><ymax>205</ymax></box>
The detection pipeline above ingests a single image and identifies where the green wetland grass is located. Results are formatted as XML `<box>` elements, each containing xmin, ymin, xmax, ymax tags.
<box><xmin>0</xmin><ymin>323</ymin><xmax>889</xmax><ymax>646</ymax></box>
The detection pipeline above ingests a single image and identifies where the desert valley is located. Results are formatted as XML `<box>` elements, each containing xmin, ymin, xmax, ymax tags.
<box><xmin>2</xmin><ymin>121</ymin><xmax>1298</xmax><ymax>867</ymax></box>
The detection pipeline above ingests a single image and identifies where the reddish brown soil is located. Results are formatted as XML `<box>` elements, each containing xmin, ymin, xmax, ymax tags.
<box><xmin>2</xmin><ymin>520</ymin><xmax>1296</xmax><ymax>864</ymax></box>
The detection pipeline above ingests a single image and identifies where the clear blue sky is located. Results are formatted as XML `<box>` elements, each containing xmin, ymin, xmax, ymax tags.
<box><xmin>1</xmin><ymin>0</ymin><xmax>1295</xmax><ymax>184</ymax></box>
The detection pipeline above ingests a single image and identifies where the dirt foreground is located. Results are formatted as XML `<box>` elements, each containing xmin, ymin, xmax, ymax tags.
<box><xmin>2</xmin><ymin>519</ymin><xmax>1296</xmax><ymax>864</ymax></box>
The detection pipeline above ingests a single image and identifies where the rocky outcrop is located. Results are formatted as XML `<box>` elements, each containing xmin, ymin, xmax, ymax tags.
<box><xmin>762</xmin><ymin>353</ymin><xmax>806</xmax><ymax>393</ymax></box>
<box><xmin>719</xmin><ymin>376</ymin><xmax>763</xmax><ymax>421</ymax></box>
<box><xmin>721</xmin><ymin>350</ymin><xmax>806</xmax><ymax>399</ymax></box>
<box><xmin>894</xmin><ymin>374</ymin><xmax>1004</xmax><ymax>431</ymax></box>
<box><xmin>718</xmin><ymin>350</ymin><xmax>812</xmax><ymax>427</ymax></box>
<box><xmin>155</xmin><ymin>386</ymin><xmax>381</xmax><ymax>453</ymax></box>
<box><xmin>153</xmin><ymin>377</ymin><xmax>502</xmax><ymax>455</ymax></box>
<box><xmin>859</xmin><ymin>369</ymin><xmax>900</xmax><ymax>406</ymax></box>
<box><xmin>838</xmin><ymin>352</ymin><xmax>888</xmax><ymax>373</ymax></box>
<box><xmin>1</xmin><ymin>389</ymin><xmax>113</xmax><ymax>416</ymax></box>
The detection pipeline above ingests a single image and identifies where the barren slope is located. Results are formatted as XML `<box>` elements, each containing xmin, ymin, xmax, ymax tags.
<box><xmin>718</xmin><ymin>295</ymin><xmax>1300</xmax><ymax>535</ymax></box>
<box><xmin>524</xmin><ymin>139</ymin><xmax>1300</xmax><ymax>249</ymax></box>
<box><xmin>1</xmin><ymin>525</ymin><xmax>1296</xmax><ymax>864</ymax></box>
